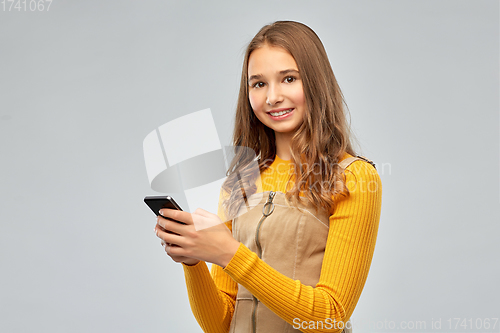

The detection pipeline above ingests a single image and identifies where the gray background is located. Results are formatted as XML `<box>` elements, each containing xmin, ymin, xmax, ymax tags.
<box><xmin>1</xmin><ymin>1</ymin><xmax>498</xmax><ymax>332</ymax></box>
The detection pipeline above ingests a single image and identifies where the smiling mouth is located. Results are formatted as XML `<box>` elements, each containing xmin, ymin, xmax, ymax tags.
<box><xmin>268</xmin><ymin>108</ymin><xmax>294</xmax><ymax>117</ymax></box>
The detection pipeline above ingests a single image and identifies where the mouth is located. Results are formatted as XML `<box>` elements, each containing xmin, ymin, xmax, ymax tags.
<box><xmin>267</xmin><ymin>108</ymin><xmax>294</xmax><ymax>117</ymax></box>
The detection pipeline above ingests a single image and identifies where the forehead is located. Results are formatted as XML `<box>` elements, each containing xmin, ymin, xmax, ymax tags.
<box><xmin>248</xmin><ymin>45</ymin><xmax>298</xmax><ymax>75</ymax></box>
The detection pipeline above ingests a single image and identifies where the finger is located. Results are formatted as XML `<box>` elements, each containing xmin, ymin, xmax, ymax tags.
<box><xmin>191</xmin><ymin>212</ymin><xmax>224</xmax><ymax>231</ymax></box>
<box><xmin>156</xmin><ymin>223</ymin><xmax>180</xmax><ymax>237</ymax></box>
<box><xmin>167</xmin><ymin>253</ymin><xmax>188</xmax><ymax>263</ymax></box>
<box><xmin>193</xmin><ymin>208</ymin><xmax>226</xmax><ymax>224</ymax></box>
<box><xmin>165</xmin><ymin>243</ymin><xmax>183</xmax><ymax>257</ymax></box>
<box><xmin>160</xmin><ymin>240</ymin><xmax>172</xmax><ymax>247</ymax></box>
<box><xmin>193</xmin><ymin>208</ymin><xmax>214</xmax><ymax>218</ymax></box>
<box><xmin>159</xmin><ymin>208</ymin><xmax>194</xmax><ymax>225</ymax></box>
<box><xmin>157</xmin><ymin>215</ymin><xmax>184</xmax><ymax>234</ymax></box>
<box><xmin>155</xmin><ymin>226</ymin><xmax>185</xmax><ymax>247</ymax></box>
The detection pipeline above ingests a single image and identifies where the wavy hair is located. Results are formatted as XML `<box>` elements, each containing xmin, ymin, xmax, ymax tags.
<box><xmin>222</xmin><ymin>21</ymin><xmax>356</xmax><ymax>218</ymax></box>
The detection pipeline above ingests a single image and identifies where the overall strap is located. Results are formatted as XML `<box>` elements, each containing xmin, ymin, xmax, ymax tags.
<box><xmin>338</xmin><ymin>155</ymin><xmax>377</xmax><ymax>170</ymax></box>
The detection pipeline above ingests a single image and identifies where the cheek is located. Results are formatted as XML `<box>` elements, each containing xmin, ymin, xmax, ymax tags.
<box><xmin>248</xmin><ymin>92</ymin><xmax>261</xmax><ymax>111</ymax></box>
<box><xmin>293</xmin><ymin>85</ymin><xmax>306</xmax><ymax>108</ymax></box>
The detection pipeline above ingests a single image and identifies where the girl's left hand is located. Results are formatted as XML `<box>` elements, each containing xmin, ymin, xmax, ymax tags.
<box><xmin>155</xmin><ymin>208</ymin><xmax>240</xmax><ymax>268</ymax></box>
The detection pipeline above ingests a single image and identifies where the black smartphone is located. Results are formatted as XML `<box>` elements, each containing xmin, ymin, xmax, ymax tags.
<box><xmin>144</xmin><ymin>195</ymin><xmax>185</xmax><ymax>224</ymax></box>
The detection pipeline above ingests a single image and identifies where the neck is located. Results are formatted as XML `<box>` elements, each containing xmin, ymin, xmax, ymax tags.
<box><xmin>275</xmin><ymin>131</ymin><xmax>293</xmax><ymax>161</ymax></box>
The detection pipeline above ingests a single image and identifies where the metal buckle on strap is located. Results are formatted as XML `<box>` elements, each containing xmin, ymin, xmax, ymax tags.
<box><xmin>356</xmin><ymin>155</ymin><xmax>377</xmax><ymax>170</ymax></box>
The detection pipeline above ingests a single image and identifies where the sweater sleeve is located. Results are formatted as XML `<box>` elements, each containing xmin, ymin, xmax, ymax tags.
<box><xmin>182</xmin><ymin>220</ymin><xmax>238</xmax><ymax>333</ymax></box>
<box><xmin>221</xmin><ymin>160</ymin><xmax>382</xmax><ymax>333</ymax></box>
<box><xmin>181</xmin><ymin>186</ymin><xmax>239</xmax><ymax>333</ymax></box>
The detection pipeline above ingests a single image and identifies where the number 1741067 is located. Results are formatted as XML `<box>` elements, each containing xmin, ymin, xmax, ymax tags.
<box><xmin>446</xmin><ymin>318</ymin><xmax>498</xmax><ymax>331</ymax></box>
<box><xmin>1</xmin><ymin>0</ymin><xmax>53</xmax><ymax>11</ymax></box>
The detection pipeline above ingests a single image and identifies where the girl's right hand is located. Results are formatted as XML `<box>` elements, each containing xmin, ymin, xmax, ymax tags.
<box><xmin>157</xmin><ymin>225</ymin><xmax>200</xmax><ymax>266</ymax></box>
<box><xmin>161</xmin><ymin>241</ymin><xmax>200</xmax><ymax>266</ymax></box>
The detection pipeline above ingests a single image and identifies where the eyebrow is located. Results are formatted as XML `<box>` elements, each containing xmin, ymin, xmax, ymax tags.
<box><xmin>248</xmin><ymin>69</ymin><xmax>300</xmax><ymax>83</ymax></box>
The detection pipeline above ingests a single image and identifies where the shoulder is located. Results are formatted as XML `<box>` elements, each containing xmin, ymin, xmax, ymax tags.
<box><xmin>339</xmin><ymin>153</ymin><xmax>375</xmax><ymax>170</ymax></box>
<box><xmin>339</xmin><ymin>153</ymin><xmax>378</xmax><ymax>174</ymax></box>
<box><xmin>339</xmin><ymin>153</ymin><xmax>381</xmax><ymax>196</ymax></box>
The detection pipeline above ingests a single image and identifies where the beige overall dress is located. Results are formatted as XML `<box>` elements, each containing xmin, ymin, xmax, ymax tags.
<box><xmin>228</xmin><ymin>156</ymin><xmax>370</xmax><ymax>333</ymax></box>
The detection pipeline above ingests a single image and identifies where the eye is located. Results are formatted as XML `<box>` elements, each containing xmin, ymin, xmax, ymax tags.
<box><xmin>284</xmin><ymin>76</ymin><xmax>296</xmax><ymax>83</ymax></box>
<box><xmin>251</xmin><ymin>81</ymin><xmax>265</xmax><ymax>89</ymax></box>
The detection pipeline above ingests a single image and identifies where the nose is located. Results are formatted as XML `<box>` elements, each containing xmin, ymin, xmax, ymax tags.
<box><xmin>266</xmin><ymin>83</ymin><xmax>283</xmax><ymax>106</ymax></box>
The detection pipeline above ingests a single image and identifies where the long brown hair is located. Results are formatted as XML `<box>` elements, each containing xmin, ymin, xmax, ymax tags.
<box><xmin>222</xmin><ymin>21</ymin><xmax>356</xmax><ymax>218</ymax></box>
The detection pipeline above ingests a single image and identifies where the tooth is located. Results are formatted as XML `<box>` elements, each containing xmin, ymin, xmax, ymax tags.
<box><xmin>270</xmin><ymin>109</ymin><xmax>292</xmax><ymax>116</ymax></box>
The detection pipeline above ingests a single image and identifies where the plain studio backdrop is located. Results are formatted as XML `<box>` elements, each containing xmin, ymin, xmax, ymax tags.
<box><xmin>0</xmin><ymin>1</ymin><xmax>498</xmax><ymax>332</ymax></box>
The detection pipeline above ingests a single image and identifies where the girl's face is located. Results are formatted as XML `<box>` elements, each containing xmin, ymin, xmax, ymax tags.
<box><xmin>247</xmin><ymin>45</ymin><xmax>306</xmax><ymax>136</ymax></box>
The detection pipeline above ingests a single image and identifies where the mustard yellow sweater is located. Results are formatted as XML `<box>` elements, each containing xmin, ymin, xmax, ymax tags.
<box><xmin>182</xmin><ymin>153</ymin><xmax>382</xmax><ymax>333</ymax></box>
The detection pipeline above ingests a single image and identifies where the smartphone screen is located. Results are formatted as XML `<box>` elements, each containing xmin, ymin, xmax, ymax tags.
<box><xmin>144</xmin><ymin>196</ymin><xmax>185</xmax><ymax>224</ymax></box>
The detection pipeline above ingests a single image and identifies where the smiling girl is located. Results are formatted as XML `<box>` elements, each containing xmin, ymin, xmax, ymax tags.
<box><xmin>155</xmin><ymin>21</ymin><xmax>382</xmax><ymax>333</ymax></box>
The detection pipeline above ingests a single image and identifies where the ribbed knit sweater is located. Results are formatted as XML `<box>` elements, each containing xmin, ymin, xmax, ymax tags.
<box><xmin>182</xmin><ymin>153</ymin><xmax>382</xmax><ymax>333</ymax></box>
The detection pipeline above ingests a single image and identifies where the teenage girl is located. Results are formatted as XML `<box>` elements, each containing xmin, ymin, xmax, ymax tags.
<box><xmin>154</xmin><ymin>21</ymin><xmax>382</xmax><ymax>333</ymax></box>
